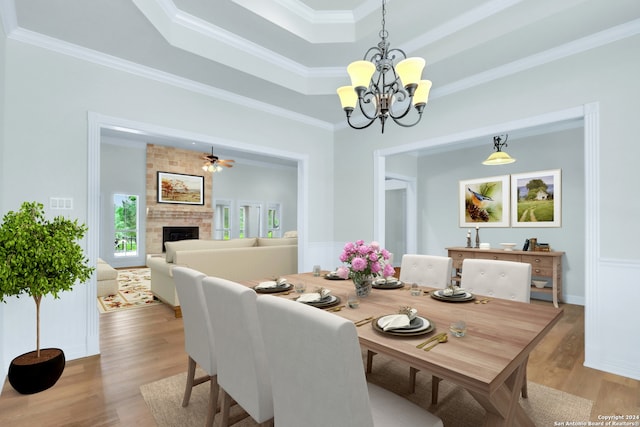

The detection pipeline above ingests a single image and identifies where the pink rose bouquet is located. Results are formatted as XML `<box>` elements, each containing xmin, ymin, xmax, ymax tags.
<box><xmin>336</xmin><ymin>240</ymin><xmax>395</xmax><ymax>283</ymax></box>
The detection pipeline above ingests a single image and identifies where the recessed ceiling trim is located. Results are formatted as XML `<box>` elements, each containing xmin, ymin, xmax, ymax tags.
<box><xmin>400</xmin><ymin>0</ymin><xmax>524</xmax><ymax>54</ymax></box>
<box><xmin>7</xmin><ymin>27</ymin><xmax>333</xmax><ymax>130</ymax></box>
<box><xmin>231</xmin><ymin>0</ymin><xmax>384</xmax><ymax>43</ymax></box>
<box><xmin>133</xmin><ymin>0</ymin><xmax>345</xmax><ymax>94</ymax></box>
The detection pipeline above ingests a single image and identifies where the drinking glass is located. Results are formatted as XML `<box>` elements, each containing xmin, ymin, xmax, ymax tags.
<box><xmin>347</xmin><ymin>292</ymin><xmax>360</xmax><ymax>309</ymax></box>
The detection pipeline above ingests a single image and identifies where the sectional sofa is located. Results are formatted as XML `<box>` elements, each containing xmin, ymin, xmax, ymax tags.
<box><xmin>146</xmin><ymin>236</ymin><xmax>298</xmax><ymax>317</ymax></box>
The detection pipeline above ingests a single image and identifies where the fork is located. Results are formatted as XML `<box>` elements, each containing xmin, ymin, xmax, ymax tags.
<box><xmin>416</xmin><ymin>332</ymin><xmax>446</xmax><ymax>349</ymax></box>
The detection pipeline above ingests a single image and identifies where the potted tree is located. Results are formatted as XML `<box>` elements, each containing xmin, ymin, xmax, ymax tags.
<box><xmin>0</xmin><ymin>201</ymin><xmax>94</xmax><ymax>394</ymax></box>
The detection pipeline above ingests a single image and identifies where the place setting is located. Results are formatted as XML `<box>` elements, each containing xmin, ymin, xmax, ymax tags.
<box><xmin>372</xmin><ymin>277</ymin><xmax>404</xmax><ymax>289</ymax></box>
<box><xmin>323</xmin><ymin>269</ymin><xmax>347</xmax><ymax>280</ymax></box>
<box><xmin>295</xmin><ymin>287</ymin><xmax>341</xmax><ymax>309</ymax></box>
<box><xmin>430</xmin><ymin>284</ymin><xmax>475</xmax><ymax>303</ymax></box>
<box><xmin>371</xmin><ymin>306</ymin><xmax>435</xmax><ymax>337</ymax></box>
<box><xmin>252</xmin><ymin>278</ymin><xmax>293</xmax><ymax>294</ymax></box>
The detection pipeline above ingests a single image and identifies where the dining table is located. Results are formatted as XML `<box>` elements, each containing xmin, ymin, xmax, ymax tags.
<box><xmin>243</xmin><ymin>272</ymin><xmax>564</xmax><ymax>427</ymax></box>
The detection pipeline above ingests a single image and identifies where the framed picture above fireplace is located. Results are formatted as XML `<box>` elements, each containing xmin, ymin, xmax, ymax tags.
<box><xmin>157</xmin><ymin>171</ymin><xmax>205</xmax><ymax>205</ymax></box>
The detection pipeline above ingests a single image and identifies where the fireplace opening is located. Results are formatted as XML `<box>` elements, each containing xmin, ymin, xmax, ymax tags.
<box><xmin>162</xmin><ymin>226</ymin><xmax>199</xmax><ymax>252</ymax></box>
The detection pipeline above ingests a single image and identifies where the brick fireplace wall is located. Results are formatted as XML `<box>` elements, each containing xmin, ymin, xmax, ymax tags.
<box><xmin>146</xmin><ymin>144</ymin><xmax>213</xmax><ymax>254</ymax></box>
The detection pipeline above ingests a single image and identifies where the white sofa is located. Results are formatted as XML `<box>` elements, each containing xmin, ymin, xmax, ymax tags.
<box><xmin>146</xmin><ymin>236</ymin><xmax>298</xmax><ymax>316</ymax></box>
<box><xmin>96</xmin><ymin>258</ymin><xmax>118</xmax><ymax>297</ymax></box>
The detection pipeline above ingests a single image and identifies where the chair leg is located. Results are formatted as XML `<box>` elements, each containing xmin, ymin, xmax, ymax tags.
<box><xmin>409</xmin><ymin>367</ymin><xmax>419</xmax><ymax>393</ymax></box>
<box><xmin>431</xmin><ymin>376</ymin><xmax>442</xmax><ymax>405</ymax></box>
<box><xmin>182</xmin><ymin>356</ymin><xmax>197</xmax><ymax>407</ymax></box>
<box><xmin>205</xmin><ymin>375</ymin><xmax>220</xmax><ymax>427</ymax></box>
<box><xmin>219</xmin><ymin>388</ymin><xmax>233</xmax><ymax>427</ymax></box>
<box><xmin>366</xmin><ymin>350</ymin><xmax>377</xmax><ymax>373</ymax></box>
<box><xmin>521</xmin><ymin>357</ymin><xmax>529</xmax><ymax>398</ymax></box>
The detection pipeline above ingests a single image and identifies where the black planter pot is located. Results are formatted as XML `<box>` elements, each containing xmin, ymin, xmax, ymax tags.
<box><xmin>8</xmin><ymin>348</ymin><xmax>66</xmax><ymax>394</ymax></box>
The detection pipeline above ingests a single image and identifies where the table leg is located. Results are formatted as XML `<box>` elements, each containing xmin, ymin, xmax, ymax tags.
<box><xmin>468</xmin><ymin>361</ymin><xmax>534</xmax><ymax>427</ymax></box>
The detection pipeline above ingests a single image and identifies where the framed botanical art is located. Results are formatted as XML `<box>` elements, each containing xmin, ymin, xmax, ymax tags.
<box><xmin>157</xmin><ymin>171</ymin><xmax>205</xmax><ymax>205</ymax></box>
<box><xmin>510</xmin><ymin>169</ymin><xmax>561</xmax><ymax>227</ymax></box>
<box><xmin>459</xmin><ymin>175</ymin><xmax>510</xmax><ymax>227</ymax></box>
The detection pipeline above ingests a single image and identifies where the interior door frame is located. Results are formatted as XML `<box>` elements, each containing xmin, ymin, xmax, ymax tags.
<box><xmin>385</xmin><ymin>174</ymin><xmax>417</xmax><ymax>261</ymax></box>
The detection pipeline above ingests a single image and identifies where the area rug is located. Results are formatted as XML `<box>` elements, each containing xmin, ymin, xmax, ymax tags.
<box><xmin>141</xmin><ymin>353</ymin><xmax>594</xmax><ymax>426</ymax></box>
<box><xmin>97</xmin><ymin>268</ymin><xmax>162</xmax><ymax>313</ymax></box>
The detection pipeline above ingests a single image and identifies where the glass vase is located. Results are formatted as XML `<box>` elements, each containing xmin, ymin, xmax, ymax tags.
<box><xmin>353</xmin><ymin>275</ymin><xmax>373</xmax><ymax>297</ymax></box>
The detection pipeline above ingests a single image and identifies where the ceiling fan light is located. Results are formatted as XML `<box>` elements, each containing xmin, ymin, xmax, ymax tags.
<box><xmin>396</xmin><ymin>57</ymin><xmax>425</xmax><ymax>89</ymax></box>
<box><xmin>337</xmin><ymin>86</ymin><xmax>357</xmax><ymax>109</ymax></box>
<box><xmin>347</xmin><ymin>60</ymin><xmax>376</xmax><ymax>90</ymax></box>
<box><xmin>412</xmin><ymin>80</ymin><xmax>432</xmax><ymax>106</ymax></box>
<box><xmin>482</xmin><ymin>151</ymin><xmax>516</xmax><ymax>165</ymax></box>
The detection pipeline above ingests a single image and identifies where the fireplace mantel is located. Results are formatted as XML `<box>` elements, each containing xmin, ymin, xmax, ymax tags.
<box><xmin>147</xmin><ymin>206</ymin><xmax>213</xmax><ymax>219</ymax></box>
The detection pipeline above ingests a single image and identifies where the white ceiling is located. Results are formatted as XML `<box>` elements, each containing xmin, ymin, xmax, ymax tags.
<box><xmin>2</xmin><ymin>0</ymin><xmax>639</xmax><ymax>161</ymax></box>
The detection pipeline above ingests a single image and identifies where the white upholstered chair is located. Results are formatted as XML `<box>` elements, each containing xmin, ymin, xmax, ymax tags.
<box><xmin>372</xmin><ymin>255</ymin><xmax>453</xmax><ymax>393</ymax></box>
<box><xmin>398</xmin><ymin>254</ymin><xmax>453</xmax><ymax>289</ymax></box>
<box><xmin>173</xmin><ymin>267</ymin><xmax>218</xmax><ymax>427</ymax></box>
<box><xmin>201</xmin><ymin>276</ymin><xmax>274</xmax><ymax>427</ymax></box>
<box><xmin>460</xmin><ymin>258</ymin><xmax>532</xmax><ymax>303</ymax></box>
<box><xmin>256</xmin><ymin>295</ymin><xmax>444</xmax><ymax>427</ymax></box>
<box><xmin>429</xmin><ymin>258</ymin><xmax>533</xmax><ymax>403</ymax></box>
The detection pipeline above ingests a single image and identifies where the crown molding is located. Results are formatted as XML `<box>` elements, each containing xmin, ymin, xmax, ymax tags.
<box><xmin>432</xmin><ymin>18</ymin><xmax>640</xmax><ymax>99</ymax></box>
<box><xmin>7</xmin><ymin>27</ymin><xmax>334</xmax><ymax>131</ymax></box>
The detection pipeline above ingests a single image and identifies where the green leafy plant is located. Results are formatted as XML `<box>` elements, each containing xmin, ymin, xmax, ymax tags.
<box><xmin>0</xmin><ymin>201</ymin><xmax>94</xmax><ymax>357</ymax></box>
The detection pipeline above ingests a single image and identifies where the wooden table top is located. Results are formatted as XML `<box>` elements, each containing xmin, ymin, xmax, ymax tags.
<box><xmin>245</xmin><ymin>272</ymin><xmax>564</xmax><ymax>397</ymax></box>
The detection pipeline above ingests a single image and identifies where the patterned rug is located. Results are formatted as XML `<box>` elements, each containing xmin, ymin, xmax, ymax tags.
<box><xmin>97</xmin><ymin>268</ymin><xmax>162</xmax><ymax>313</ymax></box>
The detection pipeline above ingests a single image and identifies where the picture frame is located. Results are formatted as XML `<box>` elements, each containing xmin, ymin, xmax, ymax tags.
<box><xmin>459</xmin><ymin>175</ymin><xmax>510</xmax><ymax>227</ymax></box>
<box><xmin>157</xmin><ymin>171</ymin><xmax>205</xmax><ymax>205</ymax></box>
<box><xmin>511</xmin><ymin>169</ymin><xmax>561</xmax><ymax>227</ymax></box>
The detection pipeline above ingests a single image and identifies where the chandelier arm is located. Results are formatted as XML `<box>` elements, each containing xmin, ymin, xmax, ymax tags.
<box><xmin>357</xmin><ymin>95</ymin><xmax>380</xmax><ymax>120</ymax></box>
<box><xmin>390</xmin><ymin>111</ymin><xmax>424</xmax><ymax>128</ymax></box>
<box><xmin>346</xmin><ymin>114</ymin><xmax>377</xmax><ymax>130</ymax></box>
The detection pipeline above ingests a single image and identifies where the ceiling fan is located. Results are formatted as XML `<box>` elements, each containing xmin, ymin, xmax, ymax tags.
<box><xmin>201</xmin><ymin>148</ymin><xmax>235</xmax><ymax>173</ymax></box>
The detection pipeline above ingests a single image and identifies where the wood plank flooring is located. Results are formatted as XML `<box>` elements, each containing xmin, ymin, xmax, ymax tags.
<box><xmin>1</xmin><ymin>301</ymin><xmax>638</xmax><ymax>426</ymax></box>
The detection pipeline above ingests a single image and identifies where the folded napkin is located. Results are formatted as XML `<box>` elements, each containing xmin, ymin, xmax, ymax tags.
<box><xmin>374</xmin><ymin>277</ymin><xmax>398</xmax><ymax>285</ymax></box>
<box><xmin>442</xmin><ymin>286</ymin><xmax>466</xmax><ymax>296</ymax></box>
<box><xmin>255</xmin><ymin>278</ymin><xmax>288</xmax><ymax>289</ymax></box>
<box><xmin>297</xmin><ymin>288</ymin><xmax>331</xmax><ymax>303</ymax></box>
<box><xmin>378</xmin><ymin>308</ymin><xmax>418</xmax><ymax>331</ymax></box>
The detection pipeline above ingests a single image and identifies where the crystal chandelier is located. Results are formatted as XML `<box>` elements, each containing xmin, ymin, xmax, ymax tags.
<box><xmin>336</xmin><ymin>0</ymin><xmax>432</xmax><ymax>133</ymax></box>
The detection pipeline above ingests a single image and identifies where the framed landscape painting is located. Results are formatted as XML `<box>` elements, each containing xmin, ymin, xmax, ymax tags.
<box><xmin>459</xmin><ymin>175</ymin><xmax>509</xmax><ymax>227</ymax></box>
<box><xmin>510</xmin><ymin>169</ymin><xmax>561</xmax><ymax>227</ymax></box>
<box><xmin>157</xmin><ymin>172</ymin><xmax>205</xmax><ymax>205</ymax></box>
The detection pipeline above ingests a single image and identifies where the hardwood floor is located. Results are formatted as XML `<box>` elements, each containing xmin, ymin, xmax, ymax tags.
<box><xmin>1</xmin><ymin>301</ymin><xmax>638</xmax><ymax>426</ymax></box>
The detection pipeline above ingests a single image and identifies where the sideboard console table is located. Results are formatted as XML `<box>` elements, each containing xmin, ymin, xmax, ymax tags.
<box><xmin>446</xmin><ymin>247</ymin><xmax>564</xmax><ymax>308</ymax></box>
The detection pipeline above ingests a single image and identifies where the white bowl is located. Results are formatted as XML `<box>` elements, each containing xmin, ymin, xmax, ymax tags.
<box><xmin>532</xmin><ymin>280</ymin><xmax>547</xmax><ymax>289</ymax></box>
<box><xmin>500</xmin><ymin>243</ymin><xmax>517</xmax><ymax>251</ymax></box>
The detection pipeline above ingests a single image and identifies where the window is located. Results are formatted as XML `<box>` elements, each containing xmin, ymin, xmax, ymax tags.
<box><xmin>266</xmin><ymin>203</ymin><xmax>281</xmax><ymax>237</ymax></box>
<box><xmin>114</xmin><ymin>194</ymin><xmax>138</xmax><ymax>257</ymax></box>
<box><xmin>214</xmin><ymin>200</ymin><xmax>231</xmax><ymax>240</ymax></box>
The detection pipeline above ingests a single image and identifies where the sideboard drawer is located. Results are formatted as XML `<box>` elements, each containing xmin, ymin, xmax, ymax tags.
<box><xmin>521</xmin><ymin>255</ymin><xmax>554</xmax><ymax>268</ymax></box>
<box><xmin>531</xmin><ymin>267</ymin><xmax>553</xmax><ymax>277</ymax></box>
<box><xmin>474</xmin><ymin>252</ymin><xmax>521</xmax><ymax>262</ymax></box>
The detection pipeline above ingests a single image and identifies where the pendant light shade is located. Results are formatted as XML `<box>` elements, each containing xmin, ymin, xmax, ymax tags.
<box><xmin>482</xmin><ymin>135</ymin><xmax>515</xmax><ymax>165</ymax></box>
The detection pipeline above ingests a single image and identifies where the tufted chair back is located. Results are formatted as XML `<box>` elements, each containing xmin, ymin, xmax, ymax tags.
<box><xmin>460</xmin><ymin>258</ymin><xmax>531</xmax><ymax>302</ymax></box>
<box><xmin>399</xmin><ymin>254</ymin><xmax>453</xmax><ymax>288</ymax></box>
